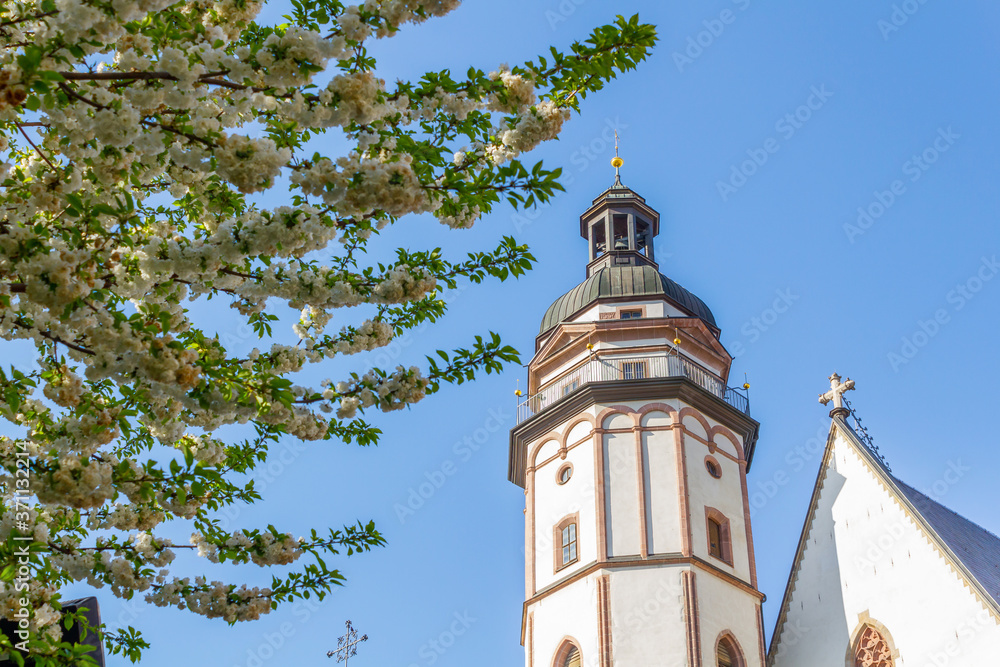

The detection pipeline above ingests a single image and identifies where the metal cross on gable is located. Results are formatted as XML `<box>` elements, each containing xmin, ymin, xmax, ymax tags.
<box><xmin>327</xmin><ymin>620</ymin><xmax>368</xmax><ymax>665</ymax></box>
<box><xmin>818</xmin><ymin>372</ymin><xmax>855</xmax><ymax>411</ymax></box>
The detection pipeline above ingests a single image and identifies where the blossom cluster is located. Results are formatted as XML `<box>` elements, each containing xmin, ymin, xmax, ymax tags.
<box><xmin>0</xmin><ymin>0</ymin><xmax>653</xmax><ymax>660</ymax></box>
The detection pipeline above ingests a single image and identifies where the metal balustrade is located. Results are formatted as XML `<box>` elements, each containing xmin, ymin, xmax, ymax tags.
<box><xmin>515</xmin><ymin>354</ymin><xmax>750</xmax><ymax>424</ymax></box>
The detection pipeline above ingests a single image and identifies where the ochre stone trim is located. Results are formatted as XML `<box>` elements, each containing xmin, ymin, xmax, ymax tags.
<box><xmin>683</xmin><ymin>570</ymin><xmax>701</xmax><ymax>667</ymax></box>
<box><xmin>523</xmin><ymin>554</ymin><xmax>763</xmax><ymax>609</ymax></box>
<box><xmin>635</xmin><ymin>425</ymin><xmax>649</xmax><ymax>559</ymax></box>
<box><xmin>676</xmin><ymin>427</ymin><xmax>692</xmax><ymax>556</ymax></box>
<box><xmin>755</xmin><ymin>603</ymin><xmax>767</xmax><ymax>667</ymax></box>
<box><xmin>597</xmin><ymin>574</ymin><xmax>612</xmax><ymax>667</ymax></box>
<box><xmin>710</xmin><ymin>423</ymin><xmax>746</xmax><ymax>461</ymax></box>
<box><xmin>637</xmin><ymin>401</ymin><xmax>679</xmax><ymax>419</ymax></box>
<box><xmin>594</xmin><ymin>431</ymin><xmax>608</xmax><ymax>562</ymax></box>
<box><xmin>527</xmin><ymin>612</ymin><xmax>533</xmax><ymax>663</ymax></box>
<box><xmin>528</xmin><ymin>434</ymin><xmax>562</xmax><ymax>470</ymax></box>
<box><xmin>596</xmin><ymin>404</ymin><xmax>640</xmax><ymax>430</ymax></box>
<box><xmin>678</xmin><ymin>406</ymin><xmax>713</xmax><ymax>438</ymax></box>
<box><xmin>527</xmin><ymin>468</ymin><xmax>536</xmax><ymax>597</ymax></box>
<box><xmin>740</xmin><ymin>459</ymin><xmax>759</xmax><ymax>589</ymax></box>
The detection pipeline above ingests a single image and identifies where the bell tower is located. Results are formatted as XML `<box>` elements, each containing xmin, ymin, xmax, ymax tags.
<box><xmin>508</xmin><ymin>158</ymin><xmax>764</xmax><ymax>667</ymax></box>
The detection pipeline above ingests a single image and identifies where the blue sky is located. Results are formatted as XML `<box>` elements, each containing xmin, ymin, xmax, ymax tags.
<box><xmin>49</xmin><ymin>1</ymin><xmax>1000</xmax><ymax>665</ymax></box>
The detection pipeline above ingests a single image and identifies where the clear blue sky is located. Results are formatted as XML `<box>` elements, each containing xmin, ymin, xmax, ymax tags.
<box><xmin>56</xmin><ymin>1</ymin><xmax>1000</xmax><ymax>664</ymax></box>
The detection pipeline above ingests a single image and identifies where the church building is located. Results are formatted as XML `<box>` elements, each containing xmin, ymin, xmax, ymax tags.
<box><xmin>506</xmin><ymin>159</ymin><xmax>1000</xmax><ymax>666</ymax></box>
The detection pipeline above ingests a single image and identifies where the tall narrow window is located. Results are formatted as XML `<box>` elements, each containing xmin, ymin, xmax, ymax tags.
<box><xmin>708</xmin><ymin>518</ymin><xmax>724</xmax><ymax>559</ymax></box>
<box><xmin>563</xmin><ymin>646</ymin><xmax>581</xmax><ymax>667</ymax></box>
<box><xmin>561</xmin><ymin>523</ymin><xmax>577</xmax><ymax>565</ymax></box>
<box><xmin>554</xmin><ymin>514</ymin><xmax>580</xmax><ymax>571</ymax></box>
<box><xmin>612</xmin><ymin>214</ymin><xmax>629</xmax><ymax>250</ymax></box>
<box><xmin>592</xmin><ymin>222</ymin><xmax>607</xmax><ymax>256</ymax></box>
<box><xmin>705</xmin><ymin>508</ymin><xmax>732</xmax><ymax>565</ymax></box>
<box><xmin>636</xmin><ymin>219</ymin><xmax>650</xmax><ymax>255</ymax></box>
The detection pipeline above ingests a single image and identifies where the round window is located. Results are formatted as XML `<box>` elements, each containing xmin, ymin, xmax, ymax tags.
<box><xmin>705</xmin><ymin>457</ymin><xmax>722</xmax><ymax>479</ymax></box>
<box><xmin>557</xmin><ymin>464</ymin><xmax>573</xmax><ymax>485</ymax></box>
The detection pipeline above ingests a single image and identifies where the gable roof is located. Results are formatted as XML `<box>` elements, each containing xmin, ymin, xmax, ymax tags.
<box><xmin>767</xmin><ymin>415</ymin><xmax>1000</xmax><ymax>664</ymax></box>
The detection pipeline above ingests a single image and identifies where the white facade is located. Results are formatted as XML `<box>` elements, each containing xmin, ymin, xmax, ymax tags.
<box><xmin>519</xmin><ymin>395</ymin><xmax>764</xmax><ymax>667</ymax></box>
<box><xmin>768</xmin><ymin>421</ymin><xmax>1000</xmax><ymax>667</ymax></box>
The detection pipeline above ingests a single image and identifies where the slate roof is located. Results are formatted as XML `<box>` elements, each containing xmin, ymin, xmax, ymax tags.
<box><xmin>538</xmin><ymin>265</ymin><xmax>717</xmax><ymax>335</ymax></box>
<box><xmin>892</xmin><ymin>478</ymin><xmax>1000</xmax><ymax>607</ymax></box>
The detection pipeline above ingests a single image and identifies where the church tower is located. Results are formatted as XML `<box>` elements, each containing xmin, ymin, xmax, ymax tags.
<box><xmin>508</xmin><ymin>158</ymin><xmax>764</xmax><ymax>667</ymax></box>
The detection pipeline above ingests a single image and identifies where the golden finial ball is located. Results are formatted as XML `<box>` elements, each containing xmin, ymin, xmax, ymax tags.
<box><xmin>514</xmin><ymin>389</ymin><xmax>522</xmax><ymax>397</ymax></box>
<box><xmin>673</xmin><ymin>338</ymin><xmax>682</xmax><ymax>346</ymax></box>
<box><xmin>586</xmin><ymin>342</ymin><xmax>594</xmax><ymax>350</ymax></box>
<box><xmin>743</xmin><ymin>383</ymin><xmax>750</xmax><ymax>390</ymax></box>
<box><xmin>611</xmin><ymin>157</ymin><xmax>624</xmax><ymax>168</ymax></box>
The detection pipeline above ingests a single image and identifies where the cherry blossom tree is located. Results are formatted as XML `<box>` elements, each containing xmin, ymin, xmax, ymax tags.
<box><xmin>0</xmin><ymin>0</ymin><xmax>655</xmax><ymax>662</ymax></box>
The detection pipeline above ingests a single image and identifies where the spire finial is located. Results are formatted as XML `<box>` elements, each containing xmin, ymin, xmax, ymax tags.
<box><xmin>610</xmin><ymin>130</ymin><xmax>624</xmax><ymax>187</ymax></box>
<box><xmin>819</xmin><ymin>372</ymin><xmax>855</xmax><ymax>418</ymax></box>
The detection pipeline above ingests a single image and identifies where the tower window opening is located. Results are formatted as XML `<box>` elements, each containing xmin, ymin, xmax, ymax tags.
<box><xmin>619</xmin><ymin>309</ymin><xmax>642</xmax><ymax>320</ymax></box>
<box><xmin>706</xmin><ymin>458</ymin><xmax>721</xmax><ymax>478</ymax></box>
<box><xmin>591</xmin><ymin>222</ymin><xmax>607</xmax><ymax>256</ymax></box>
<box><xmin>706</xmin><ymin>508</ymin><xmax>732</xmax><ymax>565</ymax></box>
<box><xmin>612</xmin><ymin>214</ymin><xmax>629</xmax><ymax>250</ymax></box>
<box><xmin>636</xmin><ymin>219</ymin><xmax>650</xmax><ymax>256</ymax></box>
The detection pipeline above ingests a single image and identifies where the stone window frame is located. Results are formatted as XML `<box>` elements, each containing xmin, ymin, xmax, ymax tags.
<box><xmin>705</xmin><ymin>507</ymin><xmax>733</xmax><ymax>566</ymax></box>
<box><xmin>556</xmin><ymin>462</ymin><xmax>574</xmax><ymax>486</ymax></box>
<box><xmin>846</xmin><ymin>613</ymin><xmax>900</xmax><ymax>667</ymax></box>
<box><xmin>705</xmin><ymin>454</ymin><xmax>722</xmax><ymax>479</ymax></box>
<box><xmin>554</xmin><ymin>512</ymin><xmax>580</xmax><ymax>573</ymax></box>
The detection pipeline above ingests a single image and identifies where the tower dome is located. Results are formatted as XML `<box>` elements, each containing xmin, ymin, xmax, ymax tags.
<box><xmin>538</xmin><ymin>264</ymin><xmax>717</xmax><ymax>335</ymax></box>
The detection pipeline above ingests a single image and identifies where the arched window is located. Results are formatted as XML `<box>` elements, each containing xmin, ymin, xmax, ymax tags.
<box><xmin>553</xmin><ymin>639</ymin><xmax>582</xmax><ymax>667</ymax></box>
<box><xmin>716</xmin><ymin>634</ymin><xmax>744</xmax><ymax>667</ymax></box>
<box><xmin>853</xmin><ymin>625</ymin><xmax>894</xmax><ymax>667</ymax></box>
<box><xmin>562</xmin><ymin>646</ymin><xmax>581</xmax><ymax>667</ymax></box>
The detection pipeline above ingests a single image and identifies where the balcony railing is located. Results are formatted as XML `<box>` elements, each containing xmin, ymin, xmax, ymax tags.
<box><xmin>515</xmin><ymin>354</ymin><xmax>750</xmax><ymax>424</ymax></box>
